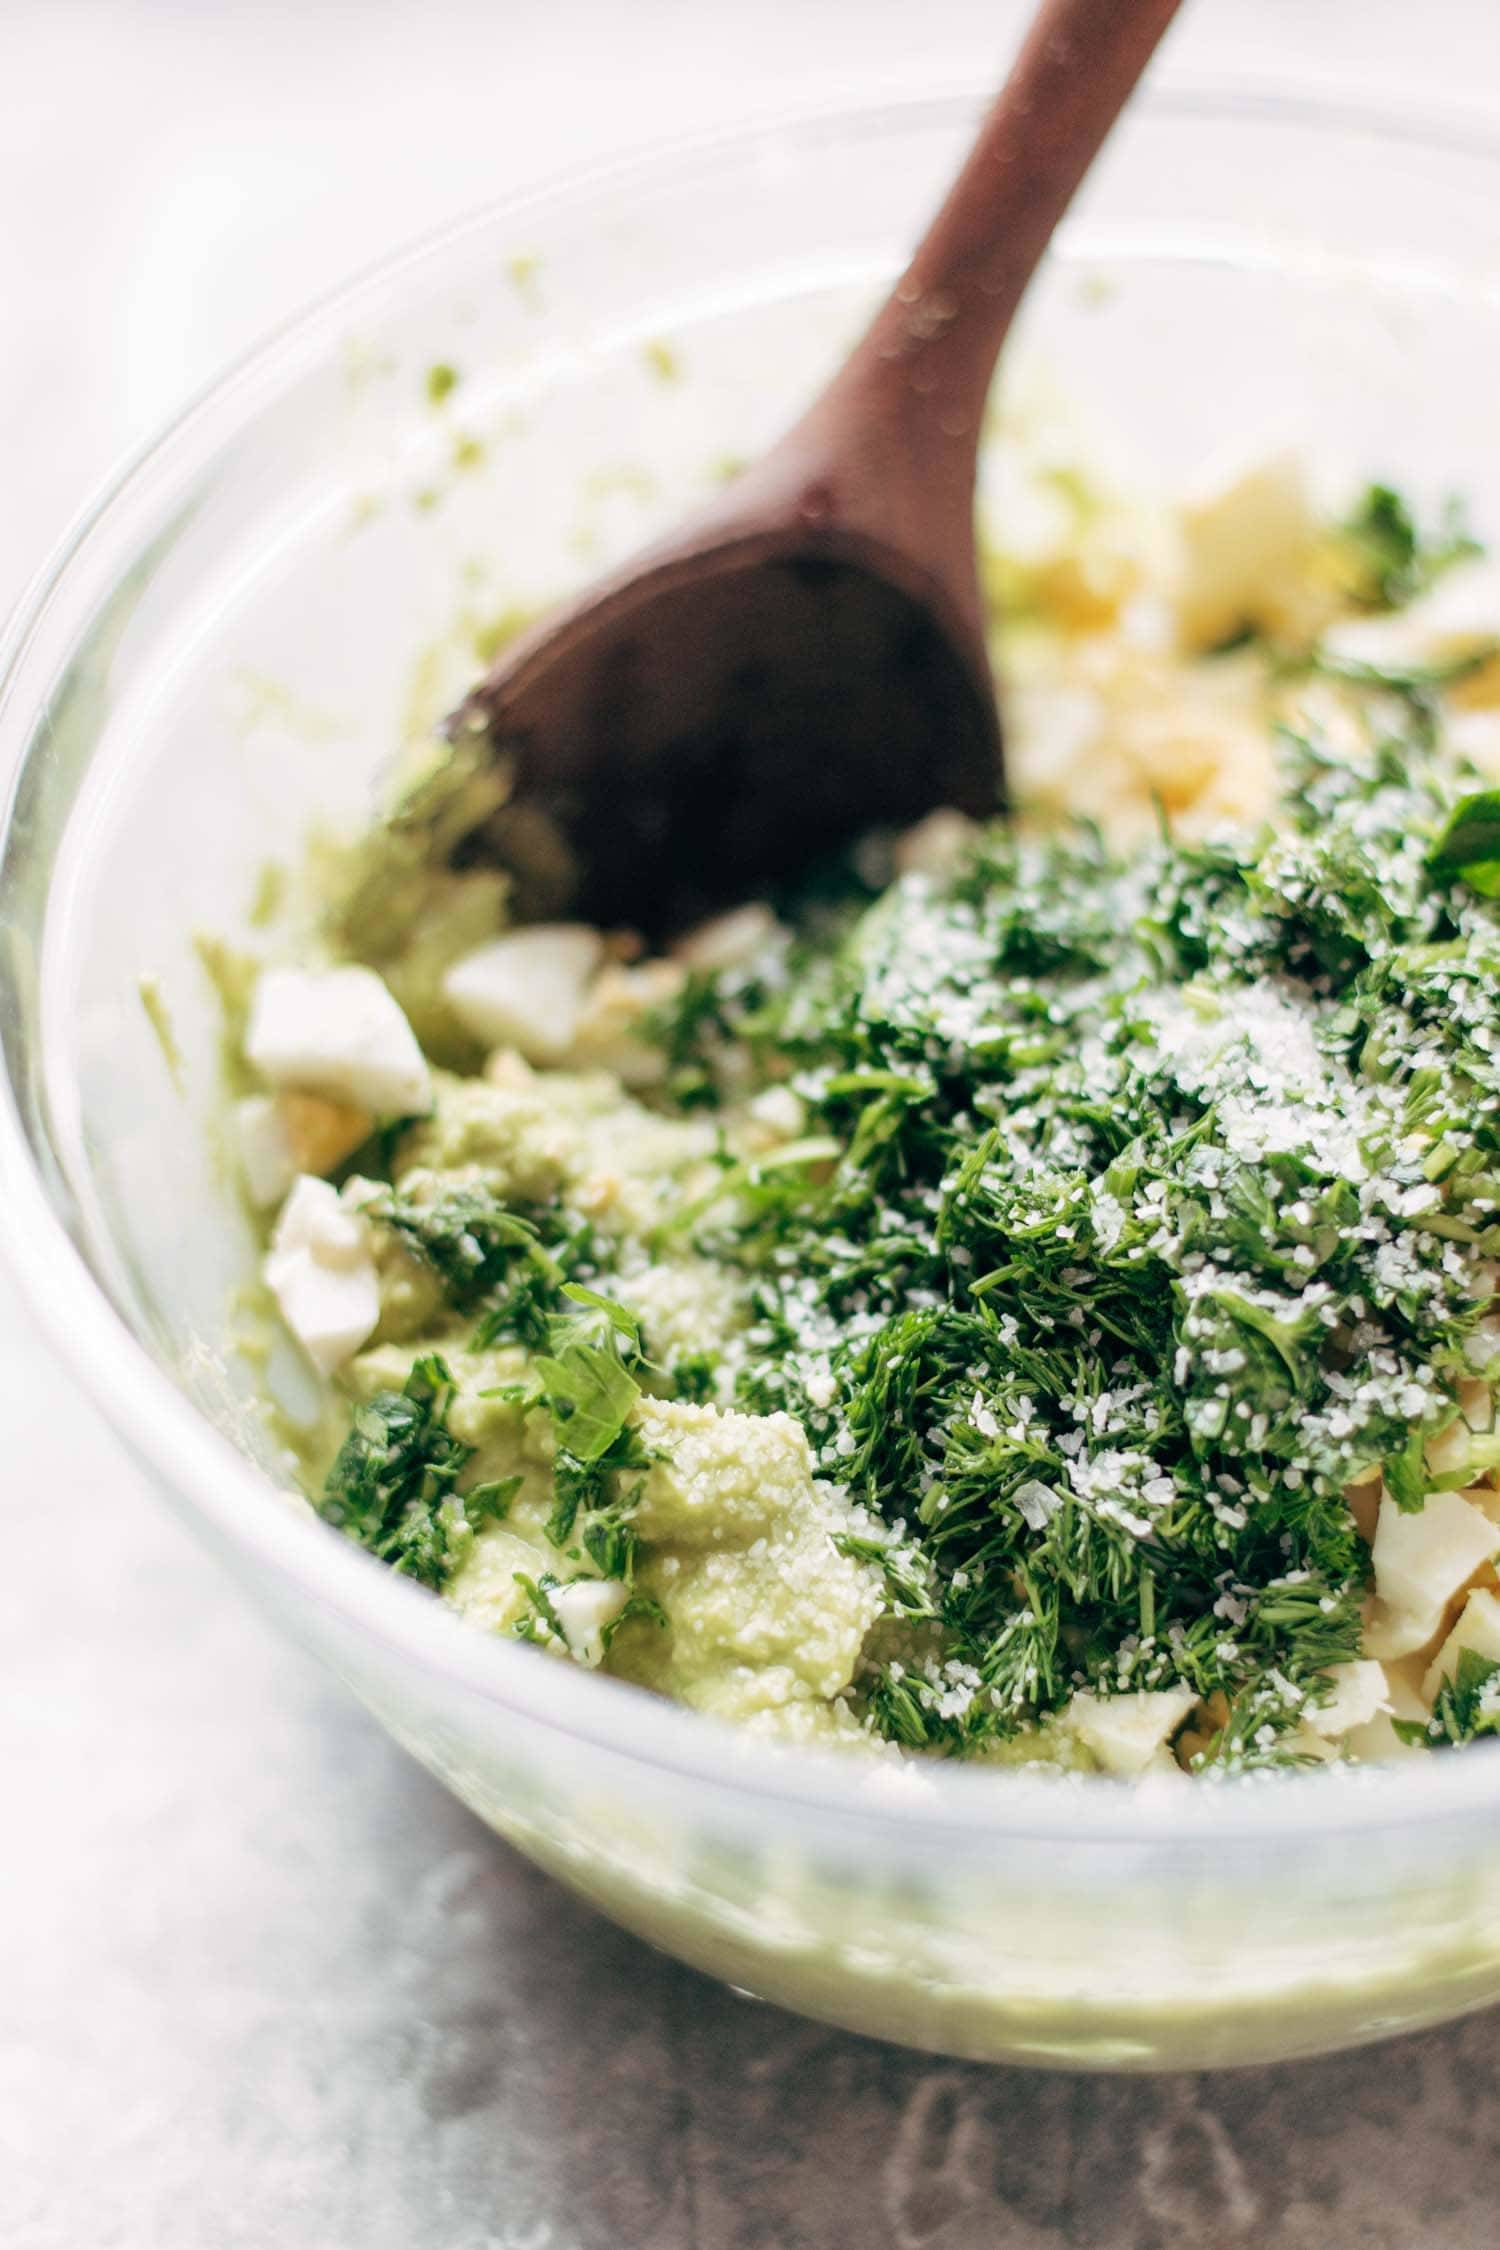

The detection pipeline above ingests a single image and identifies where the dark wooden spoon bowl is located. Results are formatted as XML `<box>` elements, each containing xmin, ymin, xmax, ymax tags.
<box><xmin>445</xmin><ymin>0</ymin><xmax>1183</xmax><ymax>936</ymax></box>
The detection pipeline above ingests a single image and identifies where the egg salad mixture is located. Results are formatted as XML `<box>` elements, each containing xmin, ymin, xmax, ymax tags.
<box><xmin>234</xmin><ymin>451</ymin><xmax>1500</xmax><ymax>1777</ymax></box>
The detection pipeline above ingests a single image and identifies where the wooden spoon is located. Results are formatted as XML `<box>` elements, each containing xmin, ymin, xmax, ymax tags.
<box><xmin>444</xmin><ymin>0</ymin><xmax>1183</xmax><ymax>936</ymax></box>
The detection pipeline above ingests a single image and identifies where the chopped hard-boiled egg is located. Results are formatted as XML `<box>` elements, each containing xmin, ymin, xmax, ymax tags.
<box><xmin>1365</xmin><ymin>1487</ymin><xmax>1500</xmax><ymax>1660</ymax></box>
<box><xmin>1425</xmin><ymin>1387</ymin><xmax>1500</xmax><ymax>1493</ymax></box>
<box><xmin>746</xmin><ymin>1084</ymin><xmax>806</xmax><ymax>1143</ymax></box>
<box><xmin>1447</xmin><ymin>708</ymin><xmax>1500</xmax><ymax>780</ymax></box>
<box><xmin>1343</xmin><ymin>1661</ymin><xmax>1429</xmax><ymax>1763</ymax></box>
<box><xmin>1064</xmin><ymin>1684</ymin><xmax>1197</xmax><ymax>1777</ymax></box>
<box><xmin>1303</xmin><ymin>1659</ymin><xmax>1390</xmax><ymax>1738</ymax></box>
<box><xmin>442</xmin><ymin>924</ymin><xmax>603</xmax><ymax>1063</ymax></box>
<box><xmin>564</xmin><ymin>957</ymin><xmax>684</xmax><ymax>1086</ymax></box>
<box><xmin>279</xmin><ymin>1089</ymin><xmax>374</xmax><ymax>1176</ymax></box>
<box><xmin>547</xmin><ymin>1576</ymin><xmax>628</xmax><ymax>1669</ymax></box>
<box><xmin>1175</xmin><ymin>448</ymin><xmax>1318</xmax><ymax>649</ymax></box>
<box><xmin>233</xmin><ymin>1096</ymin><xmax>298</xmax><ymax>1210</ymax></box>
<box><xmin>232</xmin><ymin>1090</ymin><xmax>372</xmax><ymax>1207</ymax></box>
<box><xmin>262</xmin><ymin>1174</ymin><xmax>380</xmax><ymax>1375</ymax></box>
<box><xmin>246</xmin><ymin>966</ymin><xmax>430</xmax><ymax>1119</ymax></box>
<box><xmin>893</xmin><ymin>808</ymin><xmax>978</xmax><ymax>880</ymax></box>
<box><xmin>1422</xmin><ymin>1586</ymin><xmax>1500</xmax><ymax>1705</ymax></box>
<box><xmin>1323</xmin><ymin>559</ymin><xmax>1500</xmax><ymax>696</ymax></box>
<box><xmin>672</xmin><ymin>903</ymin><xmax>783</xmax><ymax>973</ymax></box>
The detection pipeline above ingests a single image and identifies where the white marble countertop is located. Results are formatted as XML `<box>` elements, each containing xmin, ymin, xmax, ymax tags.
<box><xmin>8</xmin><ymin>5</ymin><xmax>1500</xmax><ymax>2244</ymax></box>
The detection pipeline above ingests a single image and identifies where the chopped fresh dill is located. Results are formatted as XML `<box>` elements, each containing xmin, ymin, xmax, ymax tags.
<box><xmin>626</xmin><ymin>689</ymin><xmax>1500</xmax><ymax>1767</ymax></box>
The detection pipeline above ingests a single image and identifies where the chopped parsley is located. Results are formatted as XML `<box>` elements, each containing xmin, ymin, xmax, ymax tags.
<box><xmin>361</xmin><ymin>1183</ymin><xmax>655</xmax><ymax>1584</ymax></box>
<box><xmin>319</xmin><ymin>1354</ymin><xmax>514</xmax><ymax>1590</ymax></box>
<box><xmin>530</xmin><ymin>1288</ymin><xmax>653</xmax><ymax>1579</ymax></box>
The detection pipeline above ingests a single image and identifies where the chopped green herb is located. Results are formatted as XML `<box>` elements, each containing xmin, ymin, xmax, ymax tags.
<box><xmin>374</xmin><ymin>1184</ymin><xmax>561</xmax><ymax>1311</ymax></box>
<box><xmin>533</xmin><ymin>1288</ymin><xmax>643</xmax><ymax>1464</ymax></box>
<box><xmin>601</xmin><ymin>1590</ymin><xmax>669</xmax><ymax>1649</ymax></box>
<box><xmin>319</xmin><ymin>1354</ymin><xmax>486</xmax><ymax>1590</ymax></box>
<box><xmin>512</xmin><ymin>1570</ymin><xmax>564</xmax><ymax>1644</ymax></box>
<box><xmin>1429</xmin><ymin>788</ymin><xmax>1500</xmax><ymax>898</ymax></box>
<box><xmin>1340</xmin><ymin>482</ymin><xmax>1480</xmax><ymax>610</ymax></box>
<box><xmin>1397</xmin><ymin>1648</ymin><xmax>1500</xmax><ymax>1749</ymax></box>
<box><xmin>465</xmin><ymin>1474</ymin><xmax>523</xmax><ymax>1522</ymax></box>
<box><xmin>635</xmin><ymin>690</ymin><xmax>1500</xmax><ymax>1765</ymax></box>
<box><xmin>669</xmin><ymin>1353</ymin><xmax>719</xmax><ymax>1404</ymax></box>
<box><xmin>833</xmin><ymin>1532</ymin><xmax>940</xmax><ymax>1620</ymax></box>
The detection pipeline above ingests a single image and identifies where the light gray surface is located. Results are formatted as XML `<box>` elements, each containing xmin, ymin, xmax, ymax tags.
<box><xmin>8</xmin><ymin>5</ymin><xmax>1500</xmax><ymax>2245</ymax></box>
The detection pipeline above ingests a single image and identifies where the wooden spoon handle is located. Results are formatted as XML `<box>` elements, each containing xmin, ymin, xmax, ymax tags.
<box><xmin>837</xmin><ymin>0</ymin><xmax>1183</xmax><ymax>449</ymax></box>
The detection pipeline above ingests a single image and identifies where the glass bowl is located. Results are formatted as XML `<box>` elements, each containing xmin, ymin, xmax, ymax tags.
<box><xmin>7</xmin><ymin>87</ymin><xmax>1500</xmax><ymax>2072</ymax></box>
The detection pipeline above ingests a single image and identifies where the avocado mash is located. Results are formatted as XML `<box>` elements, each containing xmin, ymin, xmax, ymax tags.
<box><xmin>238</xmin><ymin>456</ymin><xmax>1500</xmax><ymax>1777</ymax></box>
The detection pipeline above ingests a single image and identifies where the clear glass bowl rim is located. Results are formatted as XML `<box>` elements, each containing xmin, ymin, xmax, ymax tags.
<box><xmin>5</xmin><ymin>78</ymin><xmax>1500</xmax><ymax>1846</ymax></box>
